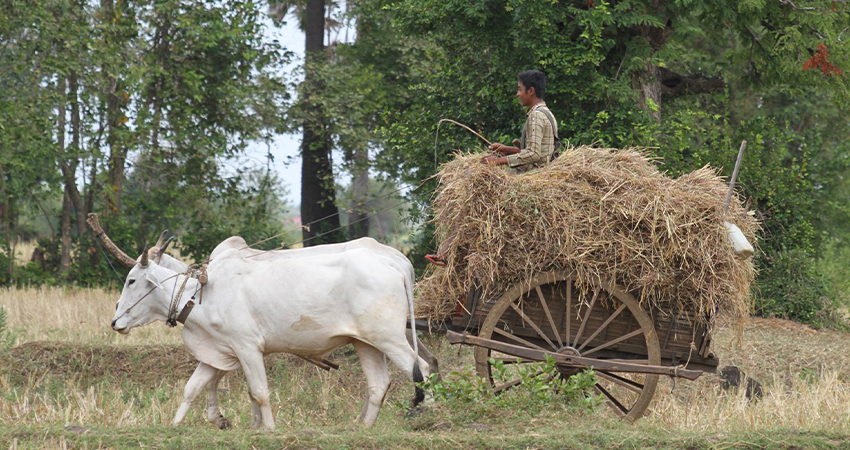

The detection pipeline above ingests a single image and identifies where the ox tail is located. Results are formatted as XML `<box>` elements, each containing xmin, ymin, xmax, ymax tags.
<box><xmin>403</xmin><ymin>275</ymin><xmax>419</xmax><ymax>357</ymax></box>
<box><xmin>403</xmin><ymin>275</ymin><xmax>425</xmax><ymax>406</ymax></box>
<box><xmin>412</xmin><ymin>363</ymin><xmax>425</xmax><ymax>406</ymax></box>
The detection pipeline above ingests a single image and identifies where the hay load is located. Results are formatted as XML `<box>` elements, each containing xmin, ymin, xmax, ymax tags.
<box><xmin>416</xmin><ymin>145</ymin><xmax>758</xmax><ymax>328</ymax></box>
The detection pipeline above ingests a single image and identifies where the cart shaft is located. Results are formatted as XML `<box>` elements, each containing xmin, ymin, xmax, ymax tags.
<box><xmin>447</xmin><ymin>330</ymin><xmax>702</xmax><ymax>381</ymax></box>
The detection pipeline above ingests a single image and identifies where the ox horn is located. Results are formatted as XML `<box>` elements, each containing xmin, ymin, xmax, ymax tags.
<box><xmin>154</xmin><ymin>229</ymin><xmax>169</xmax><ymax>249</ymax></box>
<box><xmin>140</xmin><ymin>244</ymin><xmax>149</xmax><ymax>267</ymax></box>
<box><xmin>154</xmin><ymin>236</ymin><xmax>175</xmax><ymax>263</ymax></box>
<box><xmin>86</xmin><ymin>213</ymin><xmax>137</xmax><ymax>269</ymax></box>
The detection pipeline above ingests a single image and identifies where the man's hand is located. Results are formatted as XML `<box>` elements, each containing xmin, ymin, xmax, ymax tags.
<box><xmin>489</xmin><ymin>142</ymin><xmax>520</xmax><ymax>156</ymax></box>
<box><xmin>480</xmin><ymin>155</ymin><xmax>507</xmax><ymax>165</ymax></box>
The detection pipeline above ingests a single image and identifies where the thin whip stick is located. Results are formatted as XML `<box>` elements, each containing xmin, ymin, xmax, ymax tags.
<box><xmin>434</xmin><ymin>118</ymin><xmax>492</xmax><ymax>171</ymax></box>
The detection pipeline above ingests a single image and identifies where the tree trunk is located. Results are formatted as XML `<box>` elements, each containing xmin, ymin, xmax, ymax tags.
<box><xmin>347</xmin><ymin>146</ymin><xmax>370</xmax><ymax>239</ymax></box>
<box><xmin>86</xmin><ymin>115</ymin><xmax>105</xmax><ymax>216</ymax></box>
<box><xmin>60</xmin><ymin>190</ymin><xmax>72</xmax><ymax>273</ymax></box>
<box><xmin>300</xmin><ymin>0</ymin><xmax>341</xmax><ymax>245</ymax></box>
<box><xmin>0</xmin><ymin>165</ymin><xmax>12</xmax><ymax>282</ymax></box>
<box><xmin>635</xmin><ymin>61</ymin><xmax>663</xmax><ymax>122</ymax></box>
<box><xmin>68</xmin><ymin>71</ymin><xmax>87</xmax><ymax>231</ymax></box>
<box><xmin>58</xmin><ymin>77</ymin><xmax>71</xmax><ymax>274</ymax></box>
<box><xmin>86</xmin><ymin>154</ymin><xmax>97</xmax><ymax>215</ymax></box>
<box><xmin>345</xmin><ymin>6</ymin><xmax>370</xmax><ymax>240</ymax></box>
<box><xmin>57</xmin><ymin>74</ymin><xmax>87</xmax><ymax>237</ymax></box>
<box><xmin>632</xmin><ymin>3</ymin><xmax>672</xmax><ymax>123</ymax></box>
<box><xmin>103</xmin><ymin>0</ymin><xmax>127</xmax><ymax>215</ymax></box>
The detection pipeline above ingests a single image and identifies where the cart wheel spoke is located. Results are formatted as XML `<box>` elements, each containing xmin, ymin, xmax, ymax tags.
<box><xmin>572</xmin><ymin>288</ymin><xmax>599</xmax><ymax>345</ymax></box>
<box><xmin>583</xmin><ymin>328</ymin><xmax>644</xmax><ymax>357</ymax></box>
<box><xmin>535</xmin><ymin>286</ymin><xmax>563</xmax><ymax>348</ymax></box>
<box><xmin>597</xmin><ymin>370</ymin><xmax>644</xmax><ymax>393</ymax></box>
<box><xmin>493</xmin><ymin>326</ymin><xmax>549</xmax><ymax>352</ymax></box>
<box><xmin>493</xmin><ymin>370</ymin><xmax>545</xmax><ymax>394</ymax></box>
<box><xmin>491</xmin><ymin>357</ymin><xmax>535</xmax><ymax>364</ymax></box>
<box><xmin>509</xmin><ymin>301</ymin><xmax>558</xmax><ymax>351</ymax></box>
<box><xmin>578</xmin><ymin>302</ymin><xmax>627</xmax><ymax>351</ymax></box>
<box><xmin>564</xmin><ymin>279</ymin><xmax>572</xmax><ymax>345</ymax></box>
<box><xmin>595</xmin><ymin>383</ymin><xmax>628</xmax><ymax>416</ymax></box>
<box><xmin>494</xmin><ymin>378</ymin><xmax>523</xmax><ymax>394</ymax></box>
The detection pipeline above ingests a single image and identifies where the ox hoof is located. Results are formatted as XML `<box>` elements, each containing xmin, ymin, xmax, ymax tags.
<box><xmin>406</xmin><ymin>405</ymin><xmax>429</xmax><ymax>418</ymax></box>
<box><xmin>214</xmin><ymin>415</ymin><xmax>232</xmax><ymax>430</ymax></box>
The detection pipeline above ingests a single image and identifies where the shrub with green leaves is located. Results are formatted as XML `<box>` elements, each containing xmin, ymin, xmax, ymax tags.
<box><xmin>418</xmin><ymin>356</ymin><xmax>601</xmax><ymax>415</ymax></box>
<box><xmin>0</xmin><ymin>307</ymin><xmax>15</xmax><ymax>351</ymax></box>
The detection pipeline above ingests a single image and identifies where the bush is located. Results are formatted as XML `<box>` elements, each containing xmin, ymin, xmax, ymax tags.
<box><xmin>0</xmin><ymin>307</ymin><xmax>17</xmax><ymax>350</ymax></box>
<box><xmin>418</xmin><ymin>356</ymin><xmax>602</xmax><ymax>417</ymax></box>
<box><xmin>755</xmin><ymin>249</ymin><xmax>844</xmax><ymax>328</ymax></box>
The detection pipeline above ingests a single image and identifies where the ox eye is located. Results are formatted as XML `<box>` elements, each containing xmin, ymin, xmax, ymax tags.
<box><xmin>128</xmin><ymin>279</ymin><xmax>136</xmax><ymax>286</ymax></box>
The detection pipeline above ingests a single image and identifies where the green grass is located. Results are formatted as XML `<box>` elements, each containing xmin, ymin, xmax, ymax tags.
<box><xmin>3</xmin><ymin>422</ymin><xmax>850</xmax><ymax>449</ymax></box>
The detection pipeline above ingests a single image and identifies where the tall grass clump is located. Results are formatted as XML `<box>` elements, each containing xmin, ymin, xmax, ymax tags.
<box><xmin>0</xmin><ymin>286</ymin><xmax>181</xmax><ymax>346</ymax></box>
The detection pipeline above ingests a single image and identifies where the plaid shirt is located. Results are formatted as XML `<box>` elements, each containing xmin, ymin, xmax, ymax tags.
<box><xmin>507</xmin><ymin>101</ymin><xmax>557</xmax><ymax>172</ymax></box>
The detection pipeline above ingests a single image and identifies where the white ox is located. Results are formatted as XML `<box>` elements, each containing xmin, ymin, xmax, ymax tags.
<box><xmin>150</xmin><ymin>234</ymin><xmax>440</xmax><ymax>377</ymax></box>
<box><xmin>132</xmin><ymin>233</ymin><xmax>439</xmax><ymax>429</ymax></box>
<box><xmin>113</xmin><ymin>245</ymin><xmax>429</xmax><ymax>429</ymax></box>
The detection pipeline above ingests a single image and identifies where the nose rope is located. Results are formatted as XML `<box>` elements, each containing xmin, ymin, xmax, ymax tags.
<box><xmin>114</xmin><ymin>273</ymin><xmax>180</xmax><ymax>323</ymax></box>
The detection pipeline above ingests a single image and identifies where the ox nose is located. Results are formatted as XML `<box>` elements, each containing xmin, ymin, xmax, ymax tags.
<box><xmin>111</xmin><ymin>319</ymin><xmax>117</xmax><ymax>328</ymax></box>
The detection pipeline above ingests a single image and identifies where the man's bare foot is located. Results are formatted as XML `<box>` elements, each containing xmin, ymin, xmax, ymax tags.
<box><xmin>424</xmin><ymin>254</ymin><xmax>447</xmax><ymax>267</ymax></box>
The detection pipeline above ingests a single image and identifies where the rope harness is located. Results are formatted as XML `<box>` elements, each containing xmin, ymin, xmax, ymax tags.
<box><xmin>114</xmin><ymin>264</ymin><xmax>208</xmax><ymax>328</ymax></box>
<box><xmin>166</xmin><ymin>264</ymin><xmax>208</xmax><ymax>327</ymax></box>
<box><xmin>113</xmin><ymin>273</ymin><xmax>180</xmax><ymax>324</ymax></box>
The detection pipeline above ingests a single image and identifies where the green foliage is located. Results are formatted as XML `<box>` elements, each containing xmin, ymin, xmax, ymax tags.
<box><xmin>358</xmin><ymin>0</ymin><xmax>850</xmax><ymax>325</ymax></box>
<box><xmin>418</xmin><ymin>356</ymin><xmax>601</xmax><ymax>417</ymax></box>
<box><xmin>0</xmin><ymin>0</ymin><xmax>292</xmax><ymax>286</ymax></box>
<box><xmin>817</xmin><ymin>239</ymin><xmax>850</xmax><ymax>310</ymax></box>
<box><xmin>755</xmin><ymin>249</ymin><xmax>842</xmax><ymax>329</ymax></box>
<box><xmin>0</xmin><ymin>307</ymin><xmax>18</xmax><ymax>350</ymax></box>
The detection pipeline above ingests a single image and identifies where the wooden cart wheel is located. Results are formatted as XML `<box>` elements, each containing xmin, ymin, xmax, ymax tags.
<box><xmin>473</xmin><ymin>271</ymin><xmax>661</xmax><ymax>421</ymax></box>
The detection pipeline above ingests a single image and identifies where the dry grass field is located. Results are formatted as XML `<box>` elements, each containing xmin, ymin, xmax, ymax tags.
<box><xmin>2</xmin><ymin>286</ymin><xmax>850</xmax><ymax>449</ymax></box>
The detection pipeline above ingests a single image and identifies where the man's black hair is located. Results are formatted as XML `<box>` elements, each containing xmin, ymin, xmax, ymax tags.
<box><xmin>518</xmin><ymin>70</ymin><xmax>546</xmax><ymax>100</ymax></box>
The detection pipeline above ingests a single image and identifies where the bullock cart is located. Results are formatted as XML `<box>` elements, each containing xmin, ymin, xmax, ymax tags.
<box><xmin>416</xmin><ymin>145</ymin><xmax>757</xmax><ymax>421</ymax></box>
<box><xmin>436</xmin><ymin>272</ymin><xmax>716</xmax><ymax>421</ymax></box>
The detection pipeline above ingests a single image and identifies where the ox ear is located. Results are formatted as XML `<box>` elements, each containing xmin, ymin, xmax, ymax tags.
<box><xmin>145</xmin><ymin>274</ymin><xmax>164</xmax><ymax>290</ymax></box>
<box><xmin>140</xmin><ymin>244</ymin><xmax>149</xmax><ymax>267</ymax></box>
<box><xmin>154</xmin><ymin>236</ymin><xmax>175</xmax><ymax>263</ymax></box>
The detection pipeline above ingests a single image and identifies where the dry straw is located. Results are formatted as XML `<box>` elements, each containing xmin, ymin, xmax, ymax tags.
<box><xmin>416</xmin><ymin>146</ymin><xmax>758</xmax><ymax>331</ymax></box>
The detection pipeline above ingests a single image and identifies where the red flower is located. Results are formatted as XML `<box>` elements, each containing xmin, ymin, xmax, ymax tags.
<box><xmin>802</xmin><ymin>43</ymin><xmax>843</xmax><ymax>76</ymax></box>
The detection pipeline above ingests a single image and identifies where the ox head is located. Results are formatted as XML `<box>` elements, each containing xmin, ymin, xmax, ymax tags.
<box><xmin>111</xmin><ymin>244</ymin><xmax>174</xmax><ymax>334</ymax></box>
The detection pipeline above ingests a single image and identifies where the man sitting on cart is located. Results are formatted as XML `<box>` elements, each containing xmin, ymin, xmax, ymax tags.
<box><xmin>480</xmin><ymin>70</ymin><xmax>559</xmax><ymax>172</ymax></box>
<box><xmin>426</xmin><ymin>70</ymin><xmax>559</xmax><ymax>266</ymax></box>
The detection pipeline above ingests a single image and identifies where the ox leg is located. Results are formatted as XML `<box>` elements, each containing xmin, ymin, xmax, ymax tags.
<box><xmin>373</xmin><ymin>340</ymin><xmax>431</xmax><ymax>407</ymax></box>
<box><xmin>236</xmin><ymin>351</ymin><xmax>275</xmax><ymax>430</ymax></box>
<box><xmin>406</xmin><ymin>329</ymin><xmax>441</xmax><ymax>382</ymax></box>
<box><xmin>352</xmin><ymin>341</ymin><xmax>391</xmax><ymax>426</ymax></box>
<box><xmin>205</xmin><ymin>368</ymin><xmax>232</xmax><ymax>430</ymax></box>
<box><xmin>174</xmin><ymin>363</ymin><xmax>219</xmax><ymax>426</ymax></box>
<box><xmin>251</xmin><ymin>398</ymin><xmax>261</xmax><ymax>429</ymax></box>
